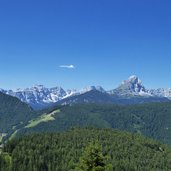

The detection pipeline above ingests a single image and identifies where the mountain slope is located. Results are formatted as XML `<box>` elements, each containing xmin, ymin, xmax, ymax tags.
<box><xmin>1</xmin><ymin>128</ymin><xmax>171</xmax><ymax>171</ymax></box>
<box><xmin>0</xmin><ymin>92</ymin><xmax>35</xmax><ymax>139</ymax></box>
<box><xmin>149</xmin><ymin>88</ymin><xmax>171</xmax><ymax>99</ymax></box>
<box><xmin>56</xmin><ymin>90</ymin><xmax>115</xmax><ymax>105</ymax></box>
<box><xmin>56</xmin><ymin>89</ymin><xmax>169</xmax><ymax>106</ymax></box>
<box><xmin>15</xmin><ymin>102</ymin><xmax>171</xmax><ymax>144</ymax></box>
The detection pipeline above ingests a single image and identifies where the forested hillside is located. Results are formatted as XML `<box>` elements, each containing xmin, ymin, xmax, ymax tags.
<box><xmin>1</xmin><ymin>128</ymin><xmax>171</xmax><ymax>171</ymax></box>
<box><xmin>0</xmin><ymin>92</ymin><xmax>35</xmax><ymax>133</ymax></box>
<box><xmin>16</xmin><ymin>103</ymin><xmax>171</xmax><ymax>144</ymax></box>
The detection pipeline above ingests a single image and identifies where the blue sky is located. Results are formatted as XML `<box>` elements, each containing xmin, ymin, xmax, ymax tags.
<box><xmin>0</xmin><ymin>0</ymin><xmax>171</xmax><ymax>90</ymax></box>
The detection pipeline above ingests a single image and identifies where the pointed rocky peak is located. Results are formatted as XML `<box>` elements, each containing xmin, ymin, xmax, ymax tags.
<box><xmin>122</xmin><ymin>75</ymin><xmax>142</xmax><ymax>85</ymax></box>
<box><xmin>120</xmin><ymin>75</ymin><xmax>146</xmax><ymax>94</ymax></box>
<box><xmin>109</xmin><ymin>75</ymin><xmax>150</xmax><ymax>97</ymax></box>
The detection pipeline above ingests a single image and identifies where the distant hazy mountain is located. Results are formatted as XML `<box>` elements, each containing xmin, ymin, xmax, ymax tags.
<box><xmin>0</xmin><ymin>75</ymin><xmax>171</xmax><ymax>109</ymax></box>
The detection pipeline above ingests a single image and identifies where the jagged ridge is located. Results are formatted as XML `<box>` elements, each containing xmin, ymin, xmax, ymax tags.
<box><xmin>0</xmin><ymin>75</ymin><xmax>171</xmax><ymax>109</ymax></box>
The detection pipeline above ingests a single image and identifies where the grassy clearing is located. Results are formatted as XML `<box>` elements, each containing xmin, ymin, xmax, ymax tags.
<box><xmin>9</xmin><ymin>130</ymin><xmax>18</xmax><ymax>141</ymax></box>
<box><xmin>25</xmin><ymin>109</ymin><xmax>60</xmax><ymax>128</ymax></box>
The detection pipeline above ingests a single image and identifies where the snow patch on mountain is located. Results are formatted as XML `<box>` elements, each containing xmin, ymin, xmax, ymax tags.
<box><xmin>149</xmin><ymin>88</ymin><xmax>171</xmax><ymax>99</ymax></box>
<box><xmin>1</xmin><ymin>75</ymin><xmax>171</xmax><ymax>109</ymax></box>
<box><xmin>0</xmin><ymin>85</ymin><xmax>104</xmax><ymax>109</ymax></box>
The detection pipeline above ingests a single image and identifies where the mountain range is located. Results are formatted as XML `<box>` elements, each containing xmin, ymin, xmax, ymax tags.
<box><xmin>1</xmin><ymin>78</ymin><xmax>171</xmax><ymax>170</ymax></box>
<box><xmin>1</xmin><ymin>75</ymin><xmax>171</xmax><ymax>109</ymax></box>
<box><xmin>1</xmin><ymin>79</ymin><xmax>171</xmax><ymax>146</ymax></box>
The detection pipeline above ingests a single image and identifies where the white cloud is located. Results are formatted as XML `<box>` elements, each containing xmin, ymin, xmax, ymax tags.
<box><xmin>59</xmin><ymin>65</ymin><xmax>75</xmax><ymax>69</ymax></box>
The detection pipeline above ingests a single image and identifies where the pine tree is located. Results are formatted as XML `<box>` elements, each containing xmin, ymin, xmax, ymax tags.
<box><xmin>74</xmin><ymin>142</ymin><xmax>112</xmax><ymax>171</ymax></box>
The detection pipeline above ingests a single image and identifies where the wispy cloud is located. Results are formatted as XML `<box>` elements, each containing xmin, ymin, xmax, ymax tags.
<box><xmin>59</xmin><ymin>65</ymin><xmax>75</xmax><ymax>69</ymax></box>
